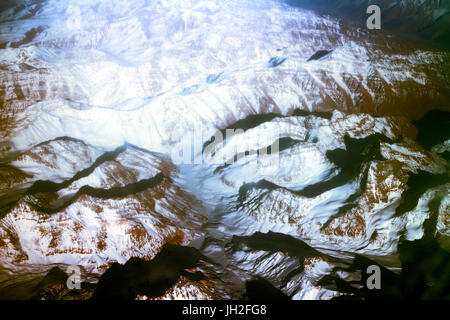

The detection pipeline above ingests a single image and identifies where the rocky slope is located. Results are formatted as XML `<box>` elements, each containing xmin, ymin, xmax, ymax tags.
<box><xmin>287</xmin><ymin>0</ymin><xmax>450</xmax><ymax>49</ymax></box>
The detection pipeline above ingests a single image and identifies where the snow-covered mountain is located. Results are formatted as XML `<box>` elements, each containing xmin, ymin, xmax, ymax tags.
<box><xmin>0</xmin><ymin>0</ymin><xmax>448</xmax><ymax>300</ymax></box>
